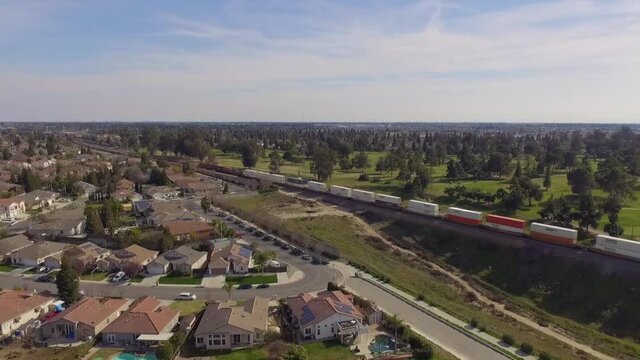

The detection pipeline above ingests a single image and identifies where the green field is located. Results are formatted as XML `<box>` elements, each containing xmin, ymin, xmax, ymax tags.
<box><xmin>219</xmin><ymin>192</ymin><xmax>640</xmax><ymax>360</ymax></box>
<box><xmin>0</xmin><ymin>264</ymin><xmax>17</xmax><ymax>272</ymax></box>
<box><xmin>159</xmin><ymin>273</ymin><xmax>204</xmax><ymax>285</ymax></box>
<box><xmin>226</xmin><ymin>274</ymin><xmax>278</xmax><ymax>285</ymax></box>
<box><xmin>169</xmin><ymin>300</ymin><xmax>207</xmax><ymax>316</ymax></box>
<box><xmin>210</xmin><ymin>149</ymin><xmax>640</xmax><ymax>240</ymax></box>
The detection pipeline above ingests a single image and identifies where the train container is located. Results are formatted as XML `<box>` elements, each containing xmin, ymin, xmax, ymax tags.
<box><xmin>307</xmin><ymin>181</ymin><xmax>328</xmax><ymax>192</ymax></box>
<box><xmin>352</xmin><ymin>189</ymin><xmax>376</xmax><ymax>203</ymax></box>
<box><xmin>446</xmin><ymin>207</ymin><xmax>483</xmax><ymax>226</ymax></box>
<box><xmin>330</xmin><ymin>185</ymin><xmax>352</xmax><ymax>198</ymax></box>
<box><xmin>268</xmin><ymin>174</ymin><xmax>286</xmax><ymax>184</ymax></box>
<box><xmin>375</xmin><ymin>193</ymin><xmax>401</xmax><ymax>206</ymax></box>
<box><xmin>484</xmin><ymin>214</ymin><xmax>526</xmax><ymax>235</ymax></box>
<box><xmin>529</xmin><ymin>223</ymin><xmax>577</xmax><ymax>246</ymax></box>
<box><xmin>407</xmin><ymin>200</ymin><xmax>439</xmax><ymax>216</ymax></box>
<box><xmin>243</xmin><ymin>169</ymin><xmax>259</xmax><ymax>178</ymax></box>
<box><xmin>594</xmin><ymin>235</ymin><xmax>640</xmax><ymax>261</ymax></box>
<box><xmin>287</xmin><ymin>177</ymin><xmax>307</xmax><ymax>185</ymax></box>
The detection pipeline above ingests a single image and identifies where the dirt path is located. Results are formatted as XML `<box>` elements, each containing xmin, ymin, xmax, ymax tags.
<box><xmin>285</xmin><ymin>191</ymin><xmax>618</xmax><ymax>360</ymax></box>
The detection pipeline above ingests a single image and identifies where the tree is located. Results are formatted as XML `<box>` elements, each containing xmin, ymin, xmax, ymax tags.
<box><xmin>485</xmin><ymin>152</ymin><xmax>512</xmax><ymax>178</ymax></box>
<box><xmin>572</xmin><ymin>193</ymin><xmax>601</xmax><ymax>231</ymax></box>
<box><xmin>223</xmin><ymin>183</ymin><xmax>229</xmax><ymax>194</ymax></box>
<box><xmin>567</xmin><ymin>164</ymin><xmax>595</xmax><ymax>196</ymax></box>
<box><xmin>283</xmin><ymin>344</ymin><xmax>308</xmax><ymax>360</ymax></box>
<box><xmin>310</xmin><ymin>145</ymin><xmax>337</xmax><ymax>181</ymax></box>
<box><xmin>253</xmin><ymin>250</ymin><xmax>277</xmax><ymax>273</ymax></box>
<box><xmin>149</xmin><ymin>167</ymin><xmax>170</xmax><ymax>186</ymax></box>
<box><xmin>200</xmin><ymin>197</ymin><xmax>211</xmax><ymax>214</ymax></box>
<box><xmin>385</xmin><ymin>314</ymin><xmax>404</xmax><ymax>354</ymax></box>
<box><xmin>56</xmin><ymin>257</ymin><xmax>80</xmax><ymax>305</ymax></box>
<box><xmin>1</xmin><ymin>147</ymin><xmax>10</xmax><ymax>160</ymax></box>
<box><xmin>595</xmin><ymin>157</ymin><xmax>636</xmax><ymax>197</ymax></box>
<box><xmin>84</xmin><ymin>207</ymin><xmax>104</xmax><ymax>235</ymax></box>
<box><xmin>18</xmin><ymin>168</ymin><xmax>41</xmax><ymax>192</ymax></box>
<box><xmin>156</xmin><ymin>341</ymin><xmax>174</xmax><ymax>360</ymax></box>
<box><xmin>223</xmin><ymin>281</ymin><xmax>233</xmax><ymax>300</ymax></box>
<box><xmin>445</xmin><ymin>159</ymin><xmax>465</xmax><ymax>180</ymax></box>
<box><xmin>543</xmin><ymin>165</ymin><xmax>552</xmax><ymax>191</ymax></box>
<box><xmin>269</xmin><ymin>151</ymin><xmax>284</xmax><ymax>174</ymax></box>
<box><xmin>602</xmin><ymin>194</ymin><xmax>624</xmax><ymax>236</ymax></box>
<box><xmin>353</xmin><ymin>151</ymin><xmax>370</xmax><ymax>173</ymax></box>
<box><xmin>396</xmin><ymin>160</ymin><xmax>411</xmax><ymax>185</ymax></box>
<box><xmin>240</xmin><ymin>141</ymin><xmax>261</xmax><ymax>168</ymax></box>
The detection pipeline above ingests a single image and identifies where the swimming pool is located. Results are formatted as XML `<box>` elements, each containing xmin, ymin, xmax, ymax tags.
<box><xmin>111</xmin><ymin>352</ymin><xmax>158</xmax><ymax>360</ymax></box>
<box><xmin>369</xmin><ymin>334</ymin><xmax>398</xmax><ymax>354</ymax></box>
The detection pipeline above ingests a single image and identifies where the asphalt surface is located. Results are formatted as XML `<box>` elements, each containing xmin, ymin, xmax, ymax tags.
<box><xmin>0</xmin><ymin>211</ymin><xmax>341</xmax><ymax>301</ymax></box>
<box><xmin>347</xmin><ymin>277</ymin><xmax>508</xmax><ymax>360</ymax></box>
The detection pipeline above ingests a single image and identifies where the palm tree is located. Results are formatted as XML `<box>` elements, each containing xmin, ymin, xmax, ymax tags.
<box><xmin>385</xmin><ymin>314</ymin><xmax>404</xmax><ymax>354</ymax></box>
<box><xmin>223</xmin><ymin>281</ymin><xmax>233</xmax><ymax>300</ymax></box>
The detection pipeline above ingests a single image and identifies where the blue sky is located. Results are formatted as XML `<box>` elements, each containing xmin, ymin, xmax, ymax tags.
<box><xmin>1</xmin><ymin>0</ymin><xmax>639</xmax><ymax>122</ymax></box>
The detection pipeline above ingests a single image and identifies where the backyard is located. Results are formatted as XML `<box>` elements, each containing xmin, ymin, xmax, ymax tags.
<box><xmin>169</xmin><ymin>300</ymin><xmax>207</xmax><ymax>316</ymax></box>
<box><xmin>226</xmin><ymin>274</ymin><xmax>278</xmax><ymax>285</ymax></box>
<box><xmin>207</xmin><ymin>340</ymin><xmax>355</xmax><ymax>360</ymax></box>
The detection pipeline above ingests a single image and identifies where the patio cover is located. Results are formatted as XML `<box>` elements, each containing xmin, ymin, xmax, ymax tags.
<box><xmin>136</xmin><ymin>333</ymin><xmax>173</xmax><ymax>341</ymax></box>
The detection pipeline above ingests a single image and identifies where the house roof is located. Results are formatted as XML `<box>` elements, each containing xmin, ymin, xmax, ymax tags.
<box><xmin>116</xmin><ymin>178</ymin><xmax>135</xmax><ymax>190</ymax></box>
<box><xmin>143</xmin><ymin>186</ymin><xmax>177</xmax><ymax>196</ymax></box>
<box><xmin>102</xmin><ymin>296</ymin><xmax>179</xmax><ymax>335</ymax></box>
<box><xmin>209</xmin><ymin>243</ymin><xmax>252</xmax><ymax>268</ymax></box>
<box><xmin>111</xmin><ymin>244</ymin><xmax>158</xmax><ymax>266</ymax></box>
<box><xmin>162</xmin><ymin>220</ymin><xmax>214</xmax><ymax>236</ymax></box>
<box><xmin>13</xmin><ymin>241</ymin><xmax>73</xmax><ymax>260</ymax></box>
<box><xmin>18</xmin><ymin>190</ymin><xmax>58</xmax><ymax>205</ymax></box>
<box><xmin>195</xmin><ymin>296</ymin><xmax>268</xmax><ymax>335</ymax></box>
<box><xmin>64</xmin><ymin>242</ymin><xmax>110</xmax><ymax>260</ymax></box>
<box><xmin>286</xmin><ymin>291</ymin><xmax>362</xmax><ymax>328</ymax></box>
<box><xmin>0</xmin><ymin>197</ymin><xmax>24</xmax><ymax>207</ymax></box>
<box><xmin>0</xmin><ymin>290</ymin><xmax>55</xmax><ymax>324</ymax></box>
<box><xmin>152</xmin><ymin>245</ymin><xmax>206</xmax><ymax>267</ymax></box>
<box><xmin>47</xmin><ymin>297</ymin><xmax>129</xmax><ymax>327</ymax></box>
<box><xmin>0</xmin><ymin>234</ymin><xmax>33</xmax><ymax>255</ymax></box>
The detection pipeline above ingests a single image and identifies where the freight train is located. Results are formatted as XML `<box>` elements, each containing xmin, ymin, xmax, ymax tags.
<box><xmin>224</xmin><ymin>168</ymin><xmax>640</xmax><ymax>263</ymax></box>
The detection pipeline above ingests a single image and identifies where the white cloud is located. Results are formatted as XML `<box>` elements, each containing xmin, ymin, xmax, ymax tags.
<box><xmin>0</xmin><ymin>0</ymin><xmax>639</xmax><ymax>122</ymax></box>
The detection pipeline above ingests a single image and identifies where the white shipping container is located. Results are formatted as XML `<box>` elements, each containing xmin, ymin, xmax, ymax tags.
<box><xmin>530</xmin><ymin>223</ymin><xmax>577</xmax><ymax>241</ymax></box>
<box><xmin>307</xmin><ymin>181</ymin><xmax>328</xmax><ymax>192</ymax></box>
<box><xmin>330</xmin><ymin>185</ymin><xmax>352</xmax><ymax>198</ymax></box>
<box><xmin>352</xmin><ymin>189</ymin><xmax>375</xmax><ymax>203</ymax></box>
<box><xmin>243</xmin><ymin>169</ymin><xmax>258</xmax><ymax>178</ymax></box>
<box><xmin>407</xmin><ymin>200</ymin><xmax>439</xmax><ymax>216</ymax></box>
<box><xmin>269</xmin><ymin>174</ymin><xmax>286</xmax><ymax>184</ymax></box>
<box><xmin>447</xmin><ymin>207</ymin><xmax>483</xmax><ymax>220</ymax></box>
<box><xmin>595</xmin><ymin>235</ymin><xmax>640</xmax><ymax>254</ymax></box>
<box><xmin>376</xmin><ymin>193</ymin><xmax>401</xmax><ymax>206</ymax></box>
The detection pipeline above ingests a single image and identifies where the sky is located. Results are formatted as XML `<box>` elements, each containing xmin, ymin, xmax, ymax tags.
<box><xmin>0</xmin><ymin>0</ymin><xmax>639</xmax><ymax>123</ymax></box>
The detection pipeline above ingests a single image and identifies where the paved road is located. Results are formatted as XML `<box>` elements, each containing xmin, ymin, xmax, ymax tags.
<box><xmin>346</xmin><ymin>277</ymin><xmax>508</xmax><ymax>360</ymax></box>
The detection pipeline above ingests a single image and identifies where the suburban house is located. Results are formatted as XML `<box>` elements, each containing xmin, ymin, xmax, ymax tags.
<box><xmin>115</xmin><ymin>178</ymin><xmax>135</xmax><ymax>192</ymax></box>
<box><xmin>0</xmin><ymin>290</ymin><xmax>56</xmax><ymax>339</ymax></box>
<box><xmin>73</xmin><ymin>181</ymin><xmax>97</xmax><ymax>195</ymax></box>
<box><xmin>45</xmin><ymin>242</ymin><xmax>111</xmax><ymax>273</ymax></box>
<box><xmin>0</xmin><ymin>234</ymin><xmax>33</xmax><ymax>262</ymax></box>
<box><xmin>0</xmin><ymin>198</ymin><xmax>26</xmax><ymax>221</ymax></box>
<box><xmin>162</xmin><ymin>220</ymin><xmax>215</xmax><ymax>242</ymax></box>
<box><xmin>285</xmin><ymin>291</ymin><xmax>365</xmax><ymax>344</ymax></box>
<box><xmin>112</xmin><ymin>189</ymin><xmax>143</xmax><ymax>203</ymax></box>
<box><xmin>27</xmin><ymin>216</ymin><xmax>86</xmax><ymax>237</ymax></box>
<box><xmin>207</xmin><ymin>243</ymin><xmax>253</xmax><ymax>275</ymax></box>
<box><xmin>102</xmin><ymin>296</ymin><xmax>180</xmax><ymax>346</ymax></box>
<box><xmin>18</xmin><ymin>190</ymin><xmax>59</xmax><ymax>210</ymax></box>
<box><xmin>194</xmin><ymin>297</ymin><xmax>269</xmax><ymax>350</ymax></box>
<box><xmin>134</xmin><ymin>199</ymin><xmax>203</xmax><ymax>226</ymax></box>
<box><xmin>40</xmin><ymin>297</ymin><xmax>129</xmax><ymax>342</ymax></box>
<box><xmin>9</xmin><ymin>241</ymin><xmax>73</xmax><ymax>267</ymax></box>
<box><xmin>180</xmin><ymin>180</ymin><xmax>221</xmax><ymax>197</ymax></box>
<box><xmin>146</xmin><ymin>245</ymin><xmax>207</xmax><ymax>276</ymax></box>
<box><xmin>143</xmin><ymin>186</ymin><xmax>179</xmax><ymax>200</ymax></box>
<box><xmin>97</xmin><ymin>244</ymin><xmax>158</xmax><ymax>275</ymax></box>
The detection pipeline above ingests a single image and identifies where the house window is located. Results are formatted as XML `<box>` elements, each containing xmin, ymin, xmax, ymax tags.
<box><xmin>213</xmin><ymin>340</ymin><xmax>221</xmax><ymax>345</ymax></box>
<box><xmin>304</xmin><ymin>328</ymin><xmax>311</xmax><ymax>335</ymax></box>
<box><xmin>317</xmin><ymin>327</ymin><xmax>320</xmax><ymax>335</ymax></box>
<box><xmin>222</xmin><ymin>339</ymin><xmax>226</xmax><ymax>345</ymax></box>
<box><xmin>331</xmin><ymin>325</ymin><xmax>335</xmax><ymax>333</ymax></box>
<box><xmin>233</xmin><ymin>334</ymin><xmax>241</xmax><ymax>343</ymax></box>
<box><xmin>196</xmin><ymin>337</ymin><xmax>203</xmax><ymax>344</ymax></box>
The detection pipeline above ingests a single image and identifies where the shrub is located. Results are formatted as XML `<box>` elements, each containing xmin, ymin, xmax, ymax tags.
<box><xmin>156</xmin><ymin>341</ymin><xmax>174</xmax><ymax>360</ymax></box>
<box><xmin>501</xmin><ymin>334</ymin><xmax>515</xmax><ymax>346</ymax></box>
<box><xmin>538</xmin><ymin>352</ymin><xmax>552</xmax><ymax>360</ymax></box>
<box><xmin>371</xmin><ymin>178</ymin><xmax>380</xmax><ymax>183</ymax></box>
<box><xmin>358</xmin><ymin>173</ymin><xmax>370</xmax><ymax>181</ymax></box>
<box><xmin>417</xmin><ymin>294</ymin><xmax>425</xmax><ymax>301</ymax></box>
<box><xmin>469</xmin><ymin>318</ymin><xmax>478</xmax><ymax>328</ymax></box>
<box><xmin>520</xmin><ymin>343</ymin><xmax>534</xmax><ymax>354</ymax></box>
<box><xmin>412</xmin><ymin>347</ymin><xmax>433</xmax><ymax>360</ymax></box>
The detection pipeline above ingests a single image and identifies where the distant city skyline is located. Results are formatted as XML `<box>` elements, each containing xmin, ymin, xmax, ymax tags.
<box><xmin>1</xmin><ymin>0</ymin><xmax>639</xmax><ymax>123</ymax></box>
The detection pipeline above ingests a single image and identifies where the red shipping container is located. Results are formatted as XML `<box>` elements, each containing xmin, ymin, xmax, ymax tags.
<box><xmin>530</xmin><ymin>231</ymin><xmax>576</xmax><ymax>246</ymax></box>
<box><xmin>486</xmin><ymin>214</ymin><xmax>525</xmax><ymax>229</ymax></box>
<box><xmin>447</xmin><ymin>214</ymin><xmax>482</xmax><ymax>226</ymax></box>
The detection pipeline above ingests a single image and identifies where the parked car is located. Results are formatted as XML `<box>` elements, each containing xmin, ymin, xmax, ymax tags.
<box><xmin>36</xmin><ymin>266</ymin><xmax>48</xmax><ymax>274</ymax></box>
<box><xmin>176</xmin><ymin>292</ymin><xmax>197</xmax><ymax>300</ymax></box>
<box><xmin>111</xmin><ymin>271</ymin><xmax>126</xmax><ymax>283</ymax></box>
<box><xmin>36</xmin><ymin>274</ymin><xmax>56</xmax><ymax>283</ymax></box>
<box><xmin>238</xmin><ymin>284</ymin><xmax>253</xmax><ymax>290</ymax></box>
<box><xmin>301</xmin><ymin>254</ymin><xmax>313</xmax><ymax>261</ymax></box>
<box><xmin>257</xmin><ymin>284</ymin><xmax>270</xmax><ymax>289</ymax></box>
<box><xmin>290</xmin><ymin>248</ymin><xmax>304</xmax><ymax>256</ymax></box>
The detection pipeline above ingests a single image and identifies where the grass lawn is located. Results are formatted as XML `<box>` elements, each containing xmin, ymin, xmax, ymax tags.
<box><xmin>88</xmin><ymin>348</ymin><xmax>120</xmax><ymax>360</ymax></box>
<box><xmin>169</xmin><ymin>300</ymin><xmax>207</xmax><ymax>316</ymax></box>
<box><xmin>80</xmin><ymin>271</ymin><xmax>108</xmax><ymax>281</ymax></box>
<box><xmin>226</xmin><ymin>274</ymin><xmax>278</xmax><ymax>285</ymax></box>
<box><xmin>159</xmin><ymin>273</ymin><xmax>203</xmax><ymax>285</ymax></box>
<box><xmin>129</xmin><ymin>275</ymin><xmax>144</xmax><ymax>283</ymax></box>
<box><xmin>206</xmin><ymin>341</ymin><xmax>355</xmax><ymax>360</ymax></box>
<box><xmin>0</xmin><ymin>340</ymin><xmax>92</xmax><ymax>360</ymax></box>
<box><xmin>0</xmin><ymin>264</ymin><xmax>17</xmax><ymax>272</ymax></box>
<box><xmin>24</xmin><ymin>267</ymin><xmax>39</xmax><ymax>274</ymax></box>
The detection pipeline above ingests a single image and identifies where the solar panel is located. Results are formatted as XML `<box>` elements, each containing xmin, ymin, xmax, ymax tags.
<box><xmin>301</xmin><ymin>305</ymin><xmax>316</xmax><ymax>325</ymax></box>
<box><xmin>238</xmin><ymin>247</ymin><xmax>252</xmax><ymax>258</ymax></box>
<box><xmin>335</xmin><ymin>303</ymin><xmax>354</xmax><ymax>314</ymax></box>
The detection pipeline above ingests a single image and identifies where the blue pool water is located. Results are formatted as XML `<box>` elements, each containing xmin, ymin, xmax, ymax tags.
<box><xmin>369</xmin><ymin>334</ymin><xmax>397</xmax><ymax>353</ymax></box>
<box><xmin>112</xmin><ymin>353</ymin><xmax>158</xmax><ymax>360</ymax></box>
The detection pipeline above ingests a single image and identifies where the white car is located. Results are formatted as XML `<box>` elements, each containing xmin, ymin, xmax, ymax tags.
<box><xmin>111</xmin><ymin>271</ymin><xmax>126</xmax><ymax>283</ymax></box>
<box><xmin>176</xmin><ymin>292</ymin><xmax>197</xmax><ymax>301</ymax></box>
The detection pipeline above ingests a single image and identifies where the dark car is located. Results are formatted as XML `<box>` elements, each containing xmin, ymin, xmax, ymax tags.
<box><xmin>238</xmin><ymin>284</ymin><xmax>253</xmax><ymax>290</ymax></box>
<box><xmin>36</xmin><ymin>275</ymin><xmax>56</xmax><ymax>283</ymax></box>
<box><xmin>281</xmin><ymin>244</ymin><xmax>291</xmax><ymax>250</ymax></box>
<box><xmin>257</xmin><ymin>284</ymin><xmax>270</xmax><ymax>289</ymax></box>
<box><xmin>290</xmin><ymin>248</ymin><xmax>303</xmax><ymax>256</ymax></box>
